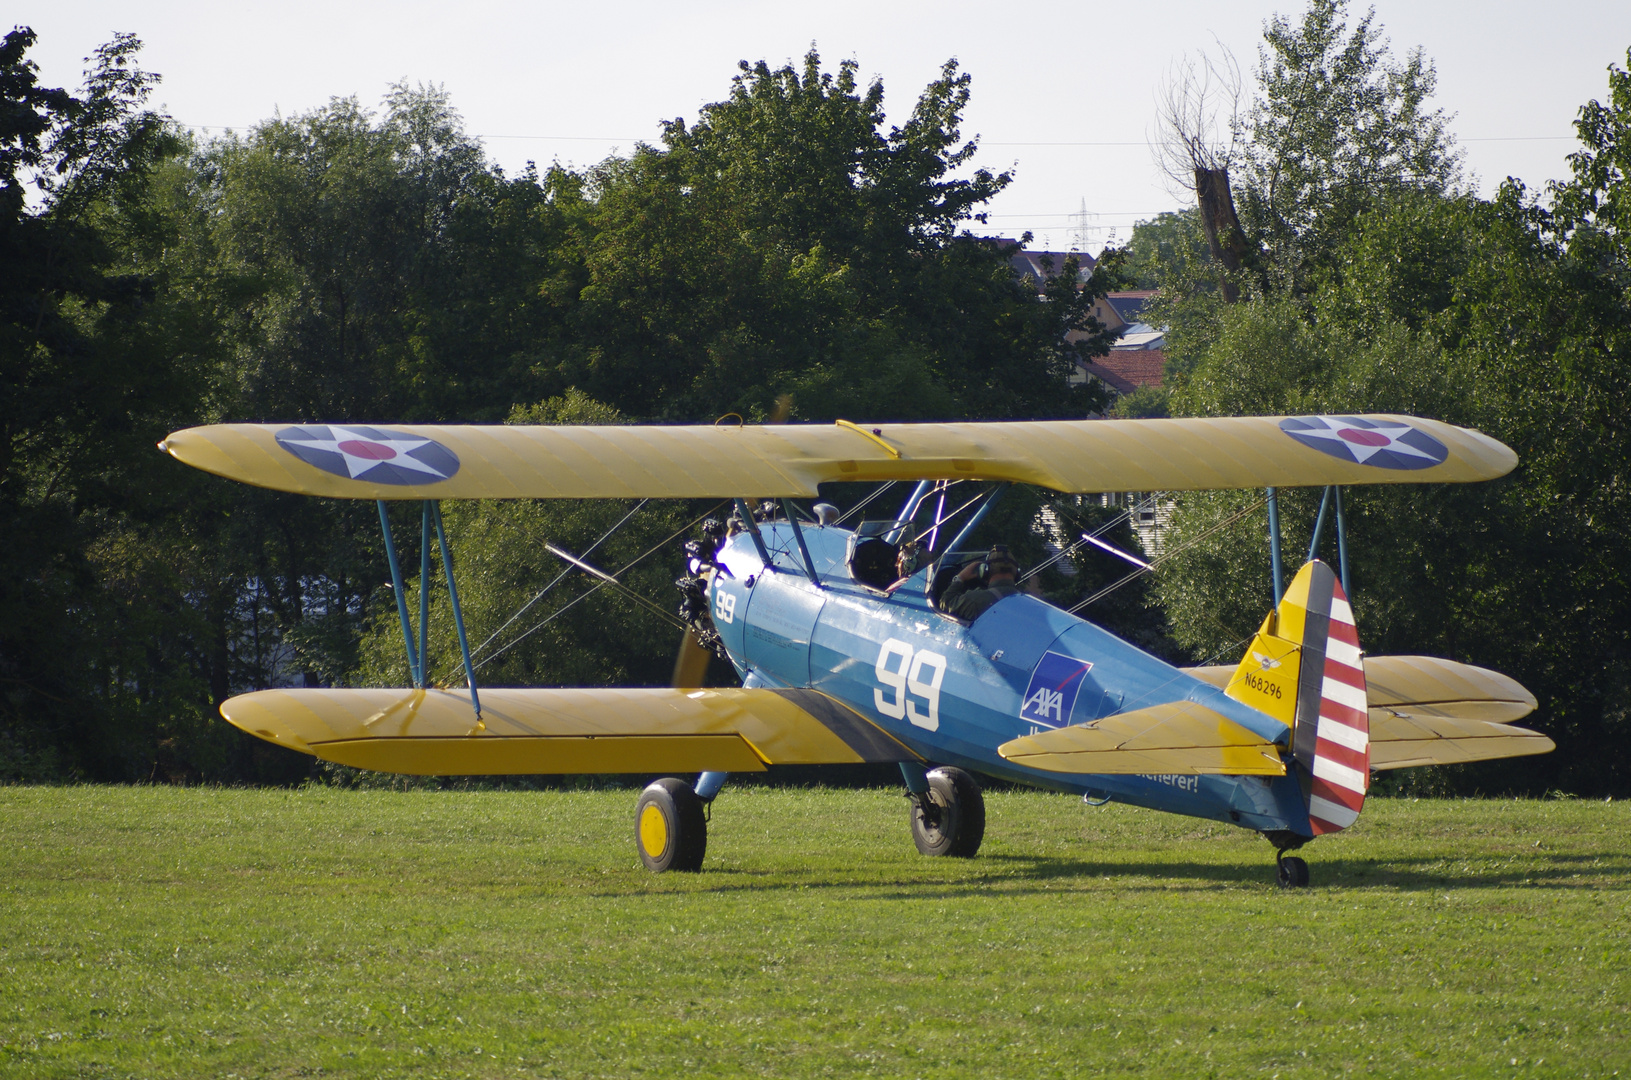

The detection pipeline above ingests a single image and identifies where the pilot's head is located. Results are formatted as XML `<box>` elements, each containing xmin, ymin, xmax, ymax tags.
<box><xmin>985</xmin><ymin>545</ymin><xmax>1018</xmax><ymax>581</ymax></box>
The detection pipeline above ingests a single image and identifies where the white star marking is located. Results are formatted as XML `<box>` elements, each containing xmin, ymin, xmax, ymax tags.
<box><xmin>1290</xmin><ymin>419</ymin><xmax>1442</xmax><ymax>465</ymax></box>
<box><xmin>292</xmin><ymin>426</ymin><xmax>450</xmax><ymax>480</ymax></box>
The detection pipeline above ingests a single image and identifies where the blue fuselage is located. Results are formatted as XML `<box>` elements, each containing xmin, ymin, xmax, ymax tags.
<box><xmin>709</xmin><ymin>522</ymin><xmax>1313</xmax><ymax>837</ymax></box>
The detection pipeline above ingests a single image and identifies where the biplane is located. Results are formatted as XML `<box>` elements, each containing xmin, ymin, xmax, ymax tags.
<box><xmin>160</xmin><ymin>413</ymin><xmax>1552</xmax><ymax>887</ymax></box>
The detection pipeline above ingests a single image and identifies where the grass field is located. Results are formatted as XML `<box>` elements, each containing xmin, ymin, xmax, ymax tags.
<box><xmin>0</xmin><ymin>785</ymin><xmax>1625</xmax><ymax>1079</ymax></box>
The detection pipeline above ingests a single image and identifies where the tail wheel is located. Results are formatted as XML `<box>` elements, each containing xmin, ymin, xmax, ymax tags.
<box><xmin>910</xmin><ymin>766</ymin><xmax>985</xmax><ymax>858</ymax></box>
<box><xmin>1277</xmin><ymin>854</ymin><xmax>1310</xmax><ymax>889</ymax></box>
<box><xmin>635</xmin><ymin>778</ymin><xmax>707</xmax><ymax>872</ymax></box>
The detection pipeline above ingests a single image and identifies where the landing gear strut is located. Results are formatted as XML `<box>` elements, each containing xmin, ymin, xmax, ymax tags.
<box><xmin>1264</xmin><ymin>830</ymin><xmax>1311</xmax><ymax>888</ymax></box>
<box><xmin>635</xmin><ymin>777</ymin><xmax>707</xmax><ymax>872</ymax></box>
<box><xmin>1276</xmin><ymin>852</ymin><xmax>1310</xmax><ymax>889</ymax></box>
<box><xmin>908</xmin><ymin>766</ymin><xmax>986</xmax><ymax>858</ymax></box>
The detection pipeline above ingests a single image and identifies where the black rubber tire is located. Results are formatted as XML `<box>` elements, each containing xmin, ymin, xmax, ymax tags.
<box><xmin>635</xmin><ymin>778</ymin><xmax>707</xmax><ymax>872</ymax></box>
<box><xmin>910</xmin><ymin>767</ymin><xmax>986</xmax><ymax>858</ymax></box>
<box><xmin>1277</xmin><ymin>855</ymin><xmax>1310</xmax><ymax>889</ymax></box>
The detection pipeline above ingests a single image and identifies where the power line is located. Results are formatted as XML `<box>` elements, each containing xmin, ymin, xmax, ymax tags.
<box><xmin>178</xmin><ymin>122</ymin><xmax>1578</xmax><ymax>147</ymax></box>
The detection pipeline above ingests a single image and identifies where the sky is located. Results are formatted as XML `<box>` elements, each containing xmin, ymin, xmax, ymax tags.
<box><xmin>18</xmin><ymin>0</ymin><xmax>1631</xmax><ymax>252</ymax></box>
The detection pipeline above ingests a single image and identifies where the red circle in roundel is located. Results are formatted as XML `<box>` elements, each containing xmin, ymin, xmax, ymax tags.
<box><xmin>1337</xmin><ymin>427</ymin><xmax>1391</xmax><ymax>447</ymax></box>
<box><xmin>336</xmin><ymin>439</ymin><xmax>398</xmax><ymax>460</ymax></box>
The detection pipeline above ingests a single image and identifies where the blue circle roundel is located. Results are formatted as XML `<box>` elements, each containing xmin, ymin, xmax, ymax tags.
<box><xmin>1279</xmin><ymin>415</ymin><xmax>1448</xmax><ymax>470</ymax></box>
<box><xmin>274</xmin><ymin>425</ymin><xmax>461</xmax><ymax>485</ymax></box>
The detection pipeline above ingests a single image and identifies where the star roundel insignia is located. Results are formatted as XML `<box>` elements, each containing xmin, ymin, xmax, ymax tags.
<box><xmin>273</xmin><ymin>425</ymin><xmax>461</xmax><ymax>485</ymax></box>
<box><xmin>1279</xmin><ymin>416</ymin><xmax>1448</xmax><ymax>471</ymax></box>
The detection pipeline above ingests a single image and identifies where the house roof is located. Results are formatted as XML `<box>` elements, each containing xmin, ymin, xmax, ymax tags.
<box><xmin>1081</xmin><ymin>349</ymin><xmax>1165</xmax><ymax>395</ymax></box>
<box><xmin>987</xmin><ymin>239</ymin><xmax>1097</xmax><ymax>286</ymax></box>
<box><xmin>1105</xmin><ymin>290</ymin><xmax>1156</xmax><ymax>324</ymax></box>
<box><xmin>1110</xmin><ymin>323</ymin><xmax>1166</xmax><ymax>350</ymax></box>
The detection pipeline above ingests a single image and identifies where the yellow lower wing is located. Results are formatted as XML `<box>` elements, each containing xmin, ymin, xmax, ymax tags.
<box><xmin>223</xmin><ymin>686</ymin><xmax>919</xmax><ymax>775</ymax></box>
<box><xmin>1367</xmin><ymin>712</ymin><xmax>1554</xmax><ymax>769</ymax></box>
<box><xmin>997</xmin><ymin>701</ymin><xmax>1285</xmax><ymax>776</ymax></box>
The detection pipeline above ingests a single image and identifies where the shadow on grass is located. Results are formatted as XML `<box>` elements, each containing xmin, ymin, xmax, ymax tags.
<box><xmin>581</xmin><ymin>850</ymin><xmax>1631</xmax><ymax>899</ymax></box>
<box><xmin>1309</xmin><ymin>851</ymin><xmax>1631</xmax><ymax>892</ymax></box>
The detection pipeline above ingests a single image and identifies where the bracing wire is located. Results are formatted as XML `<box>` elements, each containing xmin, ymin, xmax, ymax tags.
<box><xmin>466</xmin><ymin>500</ymin><xmax>727</xmax><ymax>675</ymax></box>
<box><xmin>468</xmin><ymin>579</ymin><xmax>611</xmax><ymax>674</ymax></box>
<box><xmin>465</xmin><ymin>498</ymin><xmax>650</xmax><ymax>665</ymax></box>
<box><xmin>1019</xmin><ymin>494</ymin><xmax>1159</xmax><ymax>583</ymax></box>
<box><xmin>609</xmin><ymin>501</ymin><xmax>729</xmax><ymax>578</ymax></box>
<box><xmin>908</xmin><ymin>489</ymin><xmax>985</xmax><ymax>551</ymax></box>
<box><xmin>833</xmin><ymin>482</ymin><xmax>900</xmax><ymax>526</ymax></box>
<box><xmin>1067</xmin><ymin>495</ymin><xmax>1266</xmax><ymax>614</ymax></box>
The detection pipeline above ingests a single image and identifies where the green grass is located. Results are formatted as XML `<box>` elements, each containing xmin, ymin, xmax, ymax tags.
<box><xmin>0</xmin><ymin>786</ymin><xmax>1625</xmax><ymax>1079</ymax></box>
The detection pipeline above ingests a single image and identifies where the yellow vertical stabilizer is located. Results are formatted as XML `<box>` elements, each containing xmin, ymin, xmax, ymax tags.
<box><xmin>1224</xmin><ymin>610</ymin><xmax>1301</xmax><ymax>728</ymax></box>
<box><xmin>1224</xmin><ymin>561</ymin><xmax>1370</xmax><ymax>836</ymax></box>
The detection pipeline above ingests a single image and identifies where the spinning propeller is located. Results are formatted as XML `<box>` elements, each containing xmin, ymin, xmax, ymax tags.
<box><xmin>672</xmin><ymin>393</ymin><xmax>794</xmax><ymax>692</ymax></box>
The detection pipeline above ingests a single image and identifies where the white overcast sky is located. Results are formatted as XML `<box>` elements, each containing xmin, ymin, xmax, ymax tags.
<box><xmin>18</xmin><ymin>0</ymin><xmax>1631</xmax><ymax>251</ymax></box>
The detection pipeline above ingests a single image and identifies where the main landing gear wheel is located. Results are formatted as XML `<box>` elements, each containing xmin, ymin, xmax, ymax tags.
<box><xmin>635</xmin><ymin>778</ymin><xmax>707</xmax><ymax>872</ymax></box>
<box><xmin>910</xmin><ymin>767</ymin><xmax>985</xmax><ymax>858</ymax></box>
<box><xmin>1277</xmin><ymin>854</ymin><xmax>1311</xmax><ymax>889</ymax></box>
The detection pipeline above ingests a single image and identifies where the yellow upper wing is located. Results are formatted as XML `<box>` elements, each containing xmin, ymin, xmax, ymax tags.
<box><xmin>160</xmin><ymin>415</ymin><xmax>1516</xmax><ymax>499</ymax></box>
<box><xmin>223</xmin><ymin>685</ymin><xmax>919</xmax><ymax>776</ymax></box>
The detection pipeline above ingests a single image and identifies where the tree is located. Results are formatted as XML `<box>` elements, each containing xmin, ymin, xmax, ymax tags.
<box><xmin>0</xmin><ymin>29</ymin><xmax>210</xmax><ymax>780</ymax></box>
<box><xmin>565</xmin><ymin>50</ymin><xmax>1115</xmax><ymax>422</ymax></box>
<box><xmin>1153</xmin><ymin>48</ymin><xmax>1252</xmax><ymax>301</ymax></box>
<box><xmin>196</xmin><ymin>86</ymin><xmax>573</xmax><ymax>423</ymax></box>
<box><xmin>1238</xmin><ymin>0</ymin><xmax>1463</xmax><ymax>292</ymax></box>
<box><xmin>1120</xmin><ymin>208</ymin><xmax>1210</xmax><ymax>291</ymax></box>
<box><xmin>0</xmin><ymin>37</ymin><xmax>1123</xmax><ymax>783</ymax></box>
<box><xmin>1149</xmin><ymin>0</ymin><xmax>1463</xmax><ymax>305</ymax></box>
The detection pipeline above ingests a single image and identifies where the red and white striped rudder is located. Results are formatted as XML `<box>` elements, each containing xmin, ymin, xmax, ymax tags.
<box><xmin>1287</xmin><ymin>562</ymin><xmax>1369</xmax><ymax>834</ymax></box>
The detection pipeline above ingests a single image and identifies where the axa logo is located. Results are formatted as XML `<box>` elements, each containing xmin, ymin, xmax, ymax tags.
<box><xmin>1019</xmin><ymin>651</ymin><xmax>1095</xmax><ymax>728</ymax></box>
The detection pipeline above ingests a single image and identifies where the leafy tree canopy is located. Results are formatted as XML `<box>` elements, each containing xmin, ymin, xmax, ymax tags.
<box><xmin>1238</xmin><ymin>0</ymin><xmax>1463</xmax><ymax>292</ymax></box>
<box><xmin>567</xmin><ymin>50</ymin><xmax>1114</xmax><ymax>422</ymax></box>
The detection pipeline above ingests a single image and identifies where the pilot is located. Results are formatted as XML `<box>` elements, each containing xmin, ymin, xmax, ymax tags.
<box><xmin>940</xmin><ymin>545</ymin><xmax>1021</xmax><ymax>620</ymax></box>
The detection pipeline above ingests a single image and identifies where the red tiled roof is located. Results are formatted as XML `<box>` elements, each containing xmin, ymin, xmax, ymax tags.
<box><xmin>1081</xmin><ymin>349</ymin><xmax>1165</xmax><ymax>395</ymax></box>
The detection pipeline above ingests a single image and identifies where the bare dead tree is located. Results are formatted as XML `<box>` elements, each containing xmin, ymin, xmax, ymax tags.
<box><xmin>1153</xmin><ymin>45</ymin><xmax>1252</xmax><ymax>302</ymax></box>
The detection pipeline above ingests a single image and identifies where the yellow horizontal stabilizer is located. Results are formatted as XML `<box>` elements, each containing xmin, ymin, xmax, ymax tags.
<box><xmin>997</xmin><ymin>701</ymin><xmax>1286</xmax><ymax>776</ymax></box>
<box><xmin>222</xmin><ymin>686</ymin><xmax>918</xmax><ymax>776</ymax></box>
<box><xmin>1185</xmin><ymin>654</ymin><xmax>1538</xmax><ymax>724</ymax></box>
<box><xmin>1368</xmin><ymin>714</ymin><xmax>1555</xmax><ymax>770</ymax></box>
<box><xmin>161</xmin><ymin>414</ymin><xmax>1516</xmax><ymax>500</ymax></box>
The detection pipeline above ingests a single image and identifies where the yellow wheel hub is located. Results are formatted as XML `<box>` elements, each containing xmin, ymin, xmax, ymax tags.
<box><xmin>639</xmin><ymin>803</ymin><xmax>670</xmax><ymax>859</ymax></box>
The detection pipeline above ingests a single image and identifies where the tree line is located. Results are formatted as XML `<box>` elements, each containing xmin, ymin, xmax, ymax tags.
<box><xmin>3</xmin><ymin>4</ymin><xmax>1627</xmax><ymax>794</ymax></box>
<box><xmin>0</xmin><ymin>33</ymin><xmax>1117</xmax><ymax>783</ymax></box>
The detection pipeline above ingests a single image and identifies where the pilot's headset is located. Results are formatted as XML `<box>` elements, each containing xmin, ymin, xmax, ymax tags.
<box><xmin>981</xmin><ymin>544</ymin><xmax>1017</xmax><ymax>579</ymax></box>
